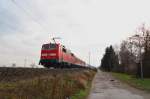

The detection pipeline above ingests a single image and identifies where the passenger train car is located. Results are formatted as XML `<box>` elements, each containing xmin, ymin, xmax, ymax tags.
<box><xmin>39</xmin><ymin>43</ymin><xmax>86</xmax><ymax>68</ymax></box>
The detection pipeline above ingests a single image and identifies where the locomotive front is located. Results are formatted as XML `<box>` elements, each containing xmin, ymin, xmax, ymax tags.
<box><xmin>39</xmin><ymin>43</ymin><xmax>59</xmax><ymax>68</ymax></box>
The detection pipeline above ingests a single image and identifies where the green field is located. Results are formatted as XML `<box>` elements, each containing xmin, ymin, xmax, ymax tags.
<box><xmin>112</xmin><ymin>72</ymin><xmax>150</xmax><ymax>91</ymax></box>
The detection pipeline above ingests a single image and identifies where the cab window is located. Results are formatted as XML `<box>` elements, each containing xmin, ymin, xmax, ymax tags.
<box><xmin>50</xmin><ymin>44</ymin><xmax>57</xmax><ymax>49</ymax></box>
<box><xmin>42</xmin><ymin>44</ymin><xmax>57</xmax><ymax>50</ymax></box>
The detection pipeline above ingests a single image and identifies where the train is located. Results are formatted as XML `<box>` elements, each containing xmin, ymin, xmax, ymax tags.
<box><xmin>39</xmin><ymin>42</ymin><xmax>86</xmax><ymax>68</ymax></box>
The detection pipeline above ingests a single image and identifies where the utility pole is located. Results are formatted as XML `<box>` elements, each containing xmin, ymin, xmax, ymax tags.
<box><xmin>89</xmin><ymin>51</ymin><xmax>91</xmax><ymax>65</ymax></box>
<box><xmin>139</xmin><ymin>36</ymin><xmax>143</xmax><ymax>79</ymax></box>
<box><xmin>129</xmin><ymin>34</ymin><xmax>144</xmax><ymax>79</ymax></box>
<box><xmin>24</xmin><ymin>58</ymin><xmax>27</xmax><ymax>67</ymax></box>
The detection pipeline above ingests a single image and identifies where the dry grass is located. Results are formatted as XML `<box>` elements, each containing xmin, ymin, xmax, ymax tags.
<box><xmin>0</xmin><ymin>68</ymin><xmax>96</xmax><ymax>99</ymax></box>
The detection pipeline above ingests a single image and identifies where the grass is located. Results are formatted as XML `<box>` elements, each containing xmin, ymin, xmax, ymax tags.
<box><xmin>71</xmin><ymin>89</ymin><xmax>88</xmax><ymax>99</ymax></box>
<box><xmin>71</xmin><ymin>70</ymin><xmax>96</xmax><ymax>99</ymax></box>
<box><xmin>71</xmin><ymin>82</ymin><xmax>92</xmax><ymax>99</ymax></box>
<box><xmin>112</xmin><ymin>72</ymin><xmax>150</xmax><ymax>91</ymax></box>
<box><xmin>0</xmin><ymin>69</ymin><xmax>96</xmax><ymax>99</ymax></box>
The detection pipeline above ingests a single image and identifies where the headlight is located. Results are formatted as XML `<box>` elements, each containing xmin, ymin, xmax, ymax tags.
<box><xmin>49</xmin><ymin>53</ymin><xmax>56</xmax><ymax>56</ymax></box>
<box><xmin>42</xmin><ymin>54</ymin><xmax>47</xmax><ymax>56</ymax></box>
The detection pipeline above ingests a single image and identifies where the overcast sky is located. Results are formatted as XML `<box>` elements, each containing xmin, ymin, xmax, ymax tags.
<box><xmin>0</xmin><ymin>0</ymin><xmax>150</xmax><ymax>67</ymax></box>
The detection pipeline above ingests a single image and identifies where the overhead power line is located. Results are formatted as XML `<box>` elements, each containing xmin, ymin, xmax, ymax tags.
<box><xmin>0</xmin><ymin>19</ymin><xmax>23</xmax><ymax>33</ymax></box>
<box><xmin>11</xmin><ymin>0</ymin><xmax>48</xmax><ymax>32</ymax></box>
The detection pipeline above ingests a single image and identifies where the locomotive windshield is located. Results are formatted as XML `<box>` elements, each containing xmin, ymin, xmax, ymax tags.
<box><xmin>42</xmin><ymin>44</ymin><xmax>57</xmax><ymax>50</ymax></box>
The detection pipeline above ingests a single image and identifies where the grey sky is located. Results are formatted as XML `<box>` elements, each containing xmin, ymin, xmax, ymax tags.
<box><xmin>0</xmin><ymin>0</ymin><xmax>150</xmax><ymax>67</ymax></box>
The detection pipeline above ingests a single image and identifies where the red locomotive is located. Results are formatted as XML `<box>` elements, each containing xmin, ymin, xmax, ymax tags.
<box><xmin>39</xmin><ymin>42</ymin><xmax>86</xmax><ymax>68</ymax></box>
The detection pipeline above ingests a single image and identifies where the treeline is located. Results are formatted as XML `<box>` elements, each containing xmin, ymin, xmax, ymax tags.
<box><xmin>100</xmin><ymin>24</ymin><xmax>150</xmax><ymax>78</ymax></box>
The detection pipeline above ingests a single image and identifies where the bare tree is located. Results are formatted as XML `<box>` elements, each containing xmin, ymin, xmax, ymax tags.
<box><xmin>129</xmin><ymin>24</ymin><xmax>150</xmax><ymax>78</ymax></box>
<box><xmin>142</xmin><ymin>28</ymin><xmax>150</xmax><ymax>77</ymax></box>
<box><xmin>119</xmin><ymin>39</ymin><xmax>138</xmax><ymax>74</ymax></box>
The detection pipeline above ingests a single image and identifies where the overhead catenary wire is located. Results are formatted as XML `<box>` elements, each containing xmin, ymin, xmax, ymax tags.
<box><xmin>0</xmin><ymin>18</ymin><xmax>39</xmax><ymax>35</ymax></box>
<box><xmin>0</xmin><ymin>0</ymin><xmax>51</xmax><ymax>37</ymax></box>
<box><xmin>0</xmin><ymin>19</ymin><xmax>30</xmax><ymax>35</ymax></box>
<box><xmin>0</xmin><ymin>1</ymin><xmax>51</xmax><ymax>67</ymax></box>
<box><xmin>11</xmin><ymin>0</ymin><xmax>49</xmax><ymax>33</ymax></box>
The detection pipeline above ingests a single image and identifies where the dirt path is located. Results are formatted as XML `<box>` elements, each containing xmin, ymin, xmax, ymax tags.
<box><xmin>87</xmin><ymin>70</ymin><xmax>150</xmax><ymax>99</ymax></box>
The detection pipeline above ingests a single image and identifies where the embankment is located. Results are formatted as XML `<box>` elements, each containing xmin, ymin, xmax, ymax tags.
<box><xmin>0</xmin><ymin>67</ymin><xmax>97</xmax><ymax>99</ymax></box>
